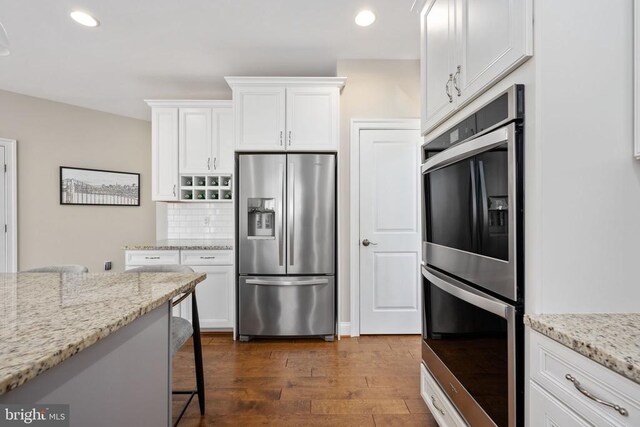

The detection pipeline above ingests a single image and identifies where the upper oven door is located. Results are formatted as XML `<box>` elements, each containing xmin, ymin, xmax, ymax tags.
<box><xmin>422</xmin><ymin>123</ymin><xmax>519</xmax><ymax>301</ymax></box>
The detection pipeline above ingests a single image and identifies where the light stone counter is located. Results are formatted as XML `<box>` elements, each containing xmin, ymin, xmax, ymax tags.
<box><xmin>525</xmin><ymin>313</ymin><xmax>640</xmax><ymax>384</ymax></box>
<box><xmin>0</xmin><ymin>272</ymin><xmax>205</xmax><ymax>395</ymax></box>
<box><xmin>122</xmin><ymin>239</ymin><xmax>233</xmax><ymax>250</ymax></box>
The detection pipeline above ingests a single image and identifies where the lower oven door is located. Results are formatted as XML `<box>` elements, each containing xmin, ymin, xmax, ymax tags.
<box><xmin>422</xmin><ymin>266</ymin><xmax>519</xmax><ymax>427</ymax></box>
<box><xmin>239</xmin><ymin>276</ymin><xmax>335</xmax><ymax>337</ymax></box>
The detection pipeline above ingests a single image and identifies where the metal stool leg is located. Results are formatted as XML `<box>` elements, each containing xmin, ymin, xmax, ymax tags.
<box><xmin>191</xmin><ymin>292</ymin><xmax>206</xmax><ymax>415</ymax></box>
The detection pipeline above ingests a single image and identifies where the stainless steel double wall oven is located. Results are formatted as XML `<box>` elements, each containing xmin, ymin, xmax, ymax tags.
<box><xmin>421</xmin><ymin>85</ymin><xmax>525</xmax><ymax>427</ymax></box>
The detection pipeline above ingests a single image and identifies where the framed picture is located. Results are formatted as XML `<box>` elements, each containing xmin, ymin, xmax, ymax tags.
<box><xmin>60</xmin><ymin>167</ymin><xmax>140</xmax><ymax>206</ymax></box>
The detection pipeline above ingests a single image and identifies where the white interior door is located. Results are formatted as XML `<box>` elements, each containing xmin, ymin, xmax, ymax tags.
<box><xmin>359</xmin><ymin>129</ymin><xmax>421</xmax><ymax>334</ymax></box>
<box><xmin>0</xmin><ymin>146</ymin><xmax>6</xmax><ymax>273</ymax></box>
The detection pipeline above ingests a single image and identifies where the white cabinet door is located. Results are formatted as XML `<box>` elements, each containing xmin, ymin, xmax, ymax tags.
<box><xmin>190</xmin><ymin>265</ymin><xmax>234</xmax><ymax>329</ymax></box>
<box><xmin>234</xmin><ymin>87</ymin><xmax>286</xmax><ymax>151</ymax></box>
<box><xmin>422</xmin><ymin>0</ymin><xmax>457</xmax><ymax>134</ymax></box>
<box><xmin>455</xmin><ymin>0</ymin><xmax>532</xmax><ymax>105</ymax></box>
<box><xmin>285</xmin><ymin>87</ymin><xmax>339</xmax><ymax>151</ymax></box>
<box><xmin>529</xmin><ymin>381</ymin><xmax>591</xmax><ymax>427</ymax></box>
<box><xmin>179</xmin><ymin>108</ymin><xmax>213</xmax><ymax>174</ymax></box>
<box><xmin>151</xmin><ymin>107</ymin><xmax>179</xmax><ymax>201</ymax></box>
<box><xmin>215</xmin><ymin>108</ymin><xmax>234</xmax><ymax>172</ymax></box>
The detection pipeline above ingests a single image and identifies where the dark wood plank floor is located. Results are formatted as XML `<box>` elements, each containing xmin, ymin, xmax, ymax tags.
<box><xmin>172</xmin><ymin>334</ymin><xmax>437</xmax><ymax>426</ymax></box>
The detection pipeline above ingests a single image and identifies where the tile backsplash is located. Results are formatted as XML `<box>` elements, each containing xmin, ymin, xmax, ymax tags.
<box><xmin>165</xmin><ymin>203</ymin><xmax>233</xmax><ymax>239</ymax></box>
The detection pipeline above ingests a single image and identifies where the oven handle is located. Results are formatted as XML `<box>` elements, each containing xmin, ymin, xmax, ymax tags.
<box><xmin>421</xmin><ymin>125</ymin><xmax>510</xmax><ymax>175</ymax></box>
<box><xmin>422</xmin><ymin>265</ymin><xmax>511</xmax><ymax>319</ymax></box>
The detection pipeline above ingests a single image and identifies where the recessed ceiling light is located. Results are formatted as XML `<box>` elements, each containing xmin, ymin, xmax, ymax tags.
<box><xmin>70</xmin><ymin>10</ymin><xmax>100</xmax><ymax>27</ymax></box>
<box><xmin>355</xmin><ymin>10</ymin><xmax>376</xmax><ymax>27</ymax></box>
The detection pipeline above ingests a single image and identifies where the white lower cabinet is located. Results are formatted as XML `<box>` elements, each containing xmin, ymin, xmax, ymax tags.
<box><xmin>528</xmin><ymin>329</ymin><xmax>639</xmax><ymax>427</ymax></box>
<box><xmin>188</xmin><ymin>265</ymin><xmax>234</xmax><ymax>329</ymax></box>
<box><xmin>124</xmin><ymin>249</ymin><xmax>234</xmax><ymax>331</ymax></box>
<box><xmin>421</xmin><ymin>363</ymin><xmax>468</xmax><ymax>427</ymax></box>
<box><xmin>529</xmin><ymin>381</ymin><xmax>591</xmax><ymax>427</ymax></box>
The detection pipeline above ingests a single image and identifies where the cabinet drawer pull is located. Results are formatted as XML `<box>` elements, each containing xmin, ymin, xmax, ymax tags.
<box><xmin>144</xmin><ymin>256</ymin><xmax>161</xmax><ymax>260</ymax></box>
<box><xmin>453</xmin><ymin>65</ymin><xmax>461</xmax><ymax>96</ymax></box>
<box><xmin>199</xmin><ymin>256</ymin><xmax>216</xmax><ymax>259</ymax></box>
<box><xmin>445</xmin><ymin>73</ymin><xmax>453</xmax><ymax>103</ymax></box>
<box><xmin>565</xmin><ymin>374</ymin><xmax>629</xmax><ymax>416</ymax></box>
<box><xmin>430</xmin><ymin>396</ymin><xmax>445</xmax><ymax>416</ymax></box>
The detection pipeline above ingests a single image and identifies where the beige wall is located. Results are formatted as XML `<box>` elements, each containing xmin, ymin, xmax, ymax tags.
<box><xmin>0</xmin><ymin>89</ymin><xmax>154</xmax><ymax>272</ymax></box>
<box><xmin>336</xmin><ymin>59</ymin><xmax>420</xmax><ymax>324</ymax></box>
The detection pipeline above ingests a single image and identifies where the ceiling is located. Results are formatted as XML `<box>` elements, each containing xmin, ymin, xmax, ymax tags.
<box><xmin>0</xmin><ymin>1</ymin><xmax>419</xmax><ymax>120</ymax></box>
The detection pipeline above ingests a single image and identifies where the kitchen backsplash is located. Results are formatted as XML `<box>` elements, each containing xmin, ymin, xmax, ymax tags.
<box><xmin>165</xmin><ymin>203</ymin><xmax>233</xmax><ymax>239</ymax></box>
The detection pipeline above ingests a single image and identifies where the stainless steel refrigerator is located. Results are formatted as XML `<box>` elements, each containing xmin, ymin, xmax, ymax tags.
<box><xmin>237</xmin><ymin>153</ymin><xmax>336</xmax><ymax>341</ymax></box>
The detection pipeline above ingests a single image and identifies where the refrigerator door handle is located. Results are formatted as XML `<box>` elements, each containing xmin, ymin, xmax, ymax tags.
<box><xmin>279</xmin><ymin>162</ymin><xmax>285</xmax><ymax>266</ymax></box>
<box><xmin>478</xmin><ymin>160</ymin><xmax>489</xmax><ymax>245</ymax></box>
<box><xmin>289</xmin><ymin>161</ymin><xmax>295</xmax><ymax>267</ymax></box>
<box><xmin>246</xmin><ymin>278</ymin><xmax>329</xmax><ymax>286</ymax></box>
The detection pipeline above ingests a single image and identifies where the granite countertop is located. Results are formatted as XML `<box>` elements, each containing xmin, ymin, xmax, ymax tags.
<box><xmin>122</xmin><ymin>239</ymin><xmax>233</xmax><ymax>250</ymax></box>
<box><xmin>0</xmin><ymin>272</ymin><xmax>205</xmax><ymax>395</ymax></box>
<box><xmin>525</xmin><ymin>313</ymin><xmax>640</xmax><ymax>384</ymax></box>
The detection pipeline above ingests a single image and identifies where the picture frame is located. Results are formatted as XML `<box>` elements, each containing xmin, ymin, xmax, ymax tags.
<box><xmin>60</xmin><ymin>166</ymin><xmax>140</xmax><ymax>206</ymax></box>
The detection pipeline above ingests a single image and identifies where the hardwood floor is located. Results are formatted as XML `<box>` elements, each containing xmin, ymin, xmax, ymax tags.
<box><xmin>172</xmin><ymin>334</ymin><xmax>437</xmax><ymax>426</ymax></box>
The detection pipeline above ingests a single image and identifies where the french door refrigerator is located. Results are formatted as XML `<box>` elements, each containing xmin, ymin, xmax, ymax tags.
<box><xmin>237</xmin><ymin>153</ymin><xmax>336</xmax><ymax>341</ymax></box>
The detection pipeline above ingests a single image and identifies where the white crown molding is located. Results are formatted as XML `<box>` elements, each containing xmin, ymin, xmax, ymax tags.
<box><xmin>224</xmin><ymin>76</ymin><xmax>347</xmax><ymax>89</ymax></box>
<box><xmin>144</xmin><ymin>99</ymin><xmax>232</xmax><ymax>108</ymax></box>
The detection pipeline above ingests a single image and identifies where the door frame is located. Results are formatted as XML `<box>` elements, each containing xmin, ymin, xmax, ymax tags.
<box><xmin>349</xmin><ymin>119</ymin><xmax>421</xmax><ymax>337</ymax></box>
<box><xmin>0</xmin><ymin>138</ymin><xmax>17</xmax><ymax>272</ymax></box>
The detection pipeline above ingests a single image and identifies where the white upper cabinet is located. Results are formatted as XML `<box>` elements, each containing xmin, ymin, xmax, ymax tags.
<box><xmin>147</xmin><ymin>100</ymin><xmax>234</xmax><ymax>202</ymax></box>
<box><xmin>233</xmin><ymin>86</ymin><xmax>286</xmax><ymax>151</ymax></box>
<box><xmin>215</xmin><ymin>107</ymin><xmax>234</xmax><ymax>172</ymax></box>
<box><xmin>226</xmin><ymin>77</ymin><xmax>346</xmax><ymax>152</ymax></box>
<box><xmin>179</xmin><ymin>108</ymin><xmax>213</xmax><ymax>174</ymax></box>
<box><xmin>286</xmin><ymin>87</ymin><xmax>339</xmax><ymax>150</ymax></box>
<box><xmin>455</xmin><ymin>0</ymin><xmax>532</xmax><ymax>104</ymax></box>
<box><xmin>422</xmin><ymin>0</ymin><xmax>457</xmax><ymax>133</ymax></box>
<box><xmin>420</xmin><ymin>0</ymin><xmax>532</xmax><ymax>135</ymax></box>
<box><xmin>151</xmin><ymin>107</ymin><xmax>179</xmax><ymax>201</ymax></box>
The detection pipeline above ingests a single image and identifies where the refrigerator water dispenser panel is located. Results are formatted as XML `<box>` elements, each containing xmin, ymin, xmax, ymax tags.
<box><xmin>248</xmin><ymin>198</ymin><xmax>276</xmax><ymax>239</ymax></box>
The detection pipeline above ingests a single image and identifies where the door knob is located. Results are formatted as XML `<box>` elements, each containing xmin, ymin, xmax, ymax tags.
<box><xmin>362</xmin><ymin>239</ymin><xmax>377</xmax><ymax>247</ymax></box>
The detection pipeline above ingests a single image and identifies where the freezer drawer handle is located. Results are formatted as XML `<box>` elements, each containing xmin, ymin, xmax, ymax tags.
<box><xmin>246</xmin><ymin>279</ymin><xmax>329</xmax><ymax>286</ymax></box>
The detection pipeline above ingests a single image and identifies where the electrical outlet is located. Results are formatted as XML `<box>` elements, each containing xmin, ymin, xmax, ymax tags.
<box><xmin>104</xmin><ymin>261</ymin><xmax>112</xmax><ymax>271</ymax></box>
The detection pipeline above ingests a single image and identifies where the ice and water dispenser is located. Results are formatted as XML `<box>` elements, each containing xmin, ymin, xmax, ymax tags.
<box><xmin>247</xmin><ymin>198</ymin><xmax>276</xmax><ymax>239</ymax></box>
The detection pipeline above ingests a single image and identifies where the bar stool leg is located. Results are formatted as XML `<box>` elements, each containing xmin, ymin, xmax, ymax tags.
<box><xmin>191</xmin><ymin>292</ymin><xmax>206</xmax><ymax>415</ymax></box>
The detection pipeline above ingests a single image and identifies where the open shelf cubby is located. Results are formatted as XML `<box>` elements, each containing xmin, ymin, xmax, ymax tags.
<box><xmin>179</xmin><ymin>174</ymin><xmax>232</xmax><ymax>202</ymax></box>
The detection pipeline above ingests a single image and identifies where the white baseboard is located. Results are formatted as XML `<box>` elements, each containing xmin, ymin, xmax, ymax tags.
<box><xmin>339</xmin><ymin>322</ymin><xmax>353</xmax><ymax>336</ymax></box>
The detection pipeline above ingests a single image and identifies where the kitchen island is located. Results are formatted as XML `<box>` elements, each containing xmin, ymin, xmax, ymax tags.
<box><xmin>0</xmin><ymin>272</ymin><xmax>205</xmax><ymax>426</ymax></box>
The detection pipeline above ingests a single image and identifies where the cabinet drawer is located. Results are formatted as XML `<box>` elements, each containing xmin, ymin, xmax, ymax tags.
<box><xmin>180</xmin><ymin>250</ymin><xmax>233</xmax><ymax>266</ymax></box>
<box><xmin>420</xmin><ymin>363</ymin><xmax>467</xmax><ymax>427</ymax></box>
<box><xmin>529</xmin><ymin>329</ymin><xmax>639</xmax><ymax>426</ymax></box>
<box><xmin>529</xmin><ymin>381</ymin><xmax>591</xmax><ymax>427</ymax></box>
<box><xmin>125</xmin><ymin>250</ymin><xmax>180</xmax><ymax>266</ymax></box>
